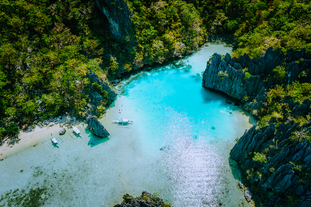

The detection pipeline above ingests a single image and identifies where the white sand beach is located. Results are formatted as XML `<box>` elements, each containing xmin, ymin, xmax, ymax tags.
<box><xmin>0</xmin><ymin>116</ymin><xmax>82</xmax><ymax>160</ymax></box>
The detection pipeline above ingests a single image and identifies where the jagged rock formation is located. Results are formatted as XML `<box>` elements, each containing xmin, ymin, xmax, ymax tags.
<box><xmin>231</xmin><ymin>122</ymin><xmax>311</xmax><ymax>206</ymax></box>
<box><xmin>202</xmin><ymin>48</ymin><xmax>311</xmax><ymax>118</ymax></box>
<box><xmin>84</xmin><ymin>68</ymin><xmax>117</xmax><ymax>115</ymax></box>
<box><xmin>114</xmin><ymin>191</ymin><xmax>171</xmax><ymax>207</ymax></box>
<box><xmin>86</xmin><ymin>114</ymin><xmax>110</xmax><ymax>138</ymax></box>
<box><xmin>202</xmin><ymin>47</ymin><xmax>311</xmax><ymax>206</ymax></box>
<box><xmin>86</xmin><ymin>68</ymin><xmax>116</xmax><ymax>101</ymax></box>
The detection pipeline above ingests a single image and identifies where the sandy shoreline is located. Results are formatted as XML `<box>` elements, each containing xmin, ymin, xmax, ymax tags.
<box><xmin>0</xmin><ymin>116</ymin><xmax>83</xmax><ymax>160</ymax></box>
<box><xmin>0</xmin><ymin>106</ymin><xmax>255</xmax><ymax>161</ymax></box>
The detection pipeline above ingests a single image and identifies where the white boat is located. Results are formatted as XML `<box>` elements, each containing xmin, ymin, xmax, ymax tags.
<box><xmin>51</xmin><ymin>136</ymin><xmax>59</xmax><ymax>147</ymax></box>
<box><xmin>72</xmin><ymin>125</ymin><xmax>81</xmax><ymax>136</ymax></box>
<box><xmin>112</xmin><ymin>118</ymin><xmax>133</xmax><ymax>125</ymax></box>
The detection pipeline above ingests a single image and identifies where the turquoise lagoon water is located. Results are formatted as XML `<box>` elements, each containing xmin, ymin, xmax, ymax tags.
<box><xmin>0</xmin><ymin>44</ymin><xmax>253</xmax><ymax>206</ymax></box>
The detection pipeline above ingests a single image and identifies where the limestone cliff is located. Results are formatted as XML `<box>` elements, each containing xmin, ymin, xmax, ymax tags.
<box><xmin>202</xmin><ymin>48</ymin><xmax>311</xmax><ymax>206</ymax></box>
<box><xmin>202</xmin><ymin>47</ymin><xmax>311</xmax><ymax>118</ymax></box>
<box><xmin>230</xmin><ymin>121</ymin><xmax>311</xmax><ymax>206</ymax></box>
<box><xmin>95</xmin><ymin>0</ymin><xmax>135</xmax><ymax>46</ymax></box>
<box><xmin>84</xmin><ymin>68</ymin><xmax>117</xmax><ymax>116</ymax></box>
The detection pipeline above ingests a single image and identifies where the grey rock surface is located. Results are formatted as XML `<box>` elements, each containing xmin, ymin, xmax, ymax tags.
<box><xmin>244</xmin><ymin>187</ymin><xmax>252</xmax><ymax>202</ymax></box>
<box><xmin>86</xmin><ymin>68</ymin><xmax>116</xmax><ymax>102</ymax></box>
<box><xmin>59</xmin><ymin>128</ymin><xmax>66</xmax><ymax>135</ymax></box>
<box><xmin>84</xmin><ymin>68</ymin><xmax>117</xmax><ymax>116</ymax></box>
<box><xmin>95</xmin><ymin>0</ymin><xmax>135</xmax><ymax>46</ymax></box>
<box><xmin>86</xmin><ymin>115</ymin><xmax>110</xmax><ymax>138</ymax></box>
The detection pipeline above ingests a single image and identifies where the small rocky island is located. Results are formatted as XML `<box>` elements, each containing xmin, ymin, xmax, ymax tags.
<box><xmin>203</xmin><ymin>47</ymin><xmax>311</xmax><ymax>206</ymax></box>
<box><xmin>114</xmin><ymin>192</ymin><xmax>171</xmax><ymax>207</ymax></box>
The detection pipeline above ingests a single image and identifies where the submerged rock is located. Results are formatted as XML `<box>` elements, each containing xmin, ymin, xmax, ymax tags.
<box><xmin>86</xmin><ymin>115</ymin><xmax>109</xmax><ymax>138</ymax></box>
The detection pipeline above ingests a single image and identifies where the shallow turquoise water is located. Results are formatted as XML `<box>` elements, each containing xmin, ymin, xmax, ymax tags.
<box><xmin>0</xmin><ymin>44</ymin><xmax>253</xmax><ymax>206</ymax></box>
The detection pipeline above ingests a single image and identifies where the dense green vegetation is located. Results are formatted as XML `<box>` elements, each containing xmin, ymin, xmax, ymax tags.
<box><xmin>232</xmin><ymin>0</ymin><xmax>311</xmax><ymax>57</ymax></box>
<box><xmin>126</xmin><ymin>0</ymin><xmax>207</xmax><ymax>67</ymax></box>
<box><xmin>125</xmin><ymin>0</ymin><xmax>311</xmax><ymax>62</ymax></box>
<box><xmin>187</xmin><ymin>0</ymin><xmax>311</xmax><ymax>57</ymax></box>
<box><xmin>0</xmin><ymin>0</ymin><xmax>207</xmax><ymax>140</ymax></box>
<box><xmin>258</xmin><ymin>81</ymin><xmax>311</xmax><ymax>127</ymax></box>
<box><xmin>1</xmin><ymin>0</ymin><xmax>310</xmax><ymax>142</ymax></box>
<box><xmin>1</xmin><ymin>0</ymin><xmax>311</xmax><ymax>206</ymax></box>
<box><xmin>0</xmin><ymin>0</ymin><xmax>113</xmax><ymax>139</ymax></box>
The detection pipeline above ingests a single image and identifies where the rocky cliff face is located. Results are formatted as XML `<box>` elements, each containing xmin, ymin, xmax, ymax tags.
<box><xmin>86</xmin><ymin>114</ymin><xmax>110</xmax><ymax>138</ymax></box>
<box><xmin>231</xmin><ymin>122</ymin><xmax>311</xmax><ymax>206</ymax></box>
<box><xmin>202</xmin><ymin>47</ymin><xmax>311</xmax><ymax>118</ymax></box>
<box><xmin>202</xmin><ymin>48</ymin><xmax>311</xmax><ymax>206</ymax></box>
<box><xmin>95</xmin><ymin>0</ymin><xmax>135</xmax><ymax>46</ymax></box>
<box><xmin>84</xmin><ymin>68</ymin><xmax>117</xmax><ymax>116</ymax></box>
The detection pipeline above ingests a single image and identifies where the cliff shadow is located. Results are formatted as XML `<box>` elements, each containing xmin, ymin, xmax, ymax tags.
<box><xmin>229</xmin><ymin>158</ymin><xmax>243</xmax><ymax>181</ymax></box>
<box><xmin>200</xmin><ymin>86</ymin><xmax>242</xmax><ymax>105</ymax></box>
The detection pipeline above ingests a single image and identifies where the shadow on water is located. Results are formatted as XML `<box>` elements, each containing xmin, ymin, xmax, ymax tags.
<box><xmin>200</xmin><ymin>87</ymin><xmax>226</xmax><ymax>103</ymax></box>
<box><xmin>229</xmin><ymin>158</ymin><xmax>243</xmax><ymax>181</ymax></box>
<box><xmin>85</xmin><ymin>127</ymin><xmax>109</xmax><ymax>147</ymax></box>
<box><xmin>200</xmin><ymin>87</ymin><xmax>242</xmax><ymax>105</ymax></box>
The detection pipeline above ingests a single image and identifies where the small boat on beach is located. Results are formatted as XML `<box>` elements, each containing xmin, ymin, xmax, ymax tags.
<box><xmin>72</xmin><ymin>125</ymin><xmax>81</xmax><ymax>136</ymax></box>
<box><xmin>51</xmin><ymin>136</ymin><xmax>59</xmax><ymax>147</ymax></box>
<box><xmin>112</xmin><ymin>118</ymin><xmax>133</xmax><ymax>125</ymax></box>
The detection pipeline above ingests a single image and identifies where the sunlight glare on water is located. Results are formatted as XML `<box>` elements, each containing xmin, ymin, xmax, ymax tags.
<box><xmin>0</xmin><ymin>43</ymin><xmax>253</xmax><ymax>207</ymax></box>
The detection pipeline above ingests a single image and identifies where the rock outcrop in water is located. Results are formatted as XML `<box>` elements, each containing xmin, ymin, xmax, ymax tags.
<box><xmin>86</xmin><ymin>114</ymin><xmax>110</xmax><ymax>138</ymax></box>
<box><xmin>202</xmin><ymin>47</ymin><xmax>311</xmax><ymax>206</ymax></box>
<box><xmin>114</xmin><ymin>191</ymin><xmax>171</xmax><ymax>207</ymax></box>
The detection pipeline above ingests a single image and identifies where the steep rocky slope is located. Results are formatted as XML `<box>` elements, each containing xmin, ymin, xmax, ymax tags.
<box><xmin>95</xmin><ymin>0</ymin><xmax>135</xmax><ymax>46</ymax></box>
<box><xmin>203</xmin><ymin>47</ymin><xmax>311</xmax><ymax>118</ymax></box>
